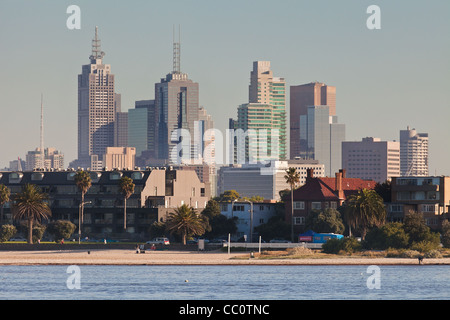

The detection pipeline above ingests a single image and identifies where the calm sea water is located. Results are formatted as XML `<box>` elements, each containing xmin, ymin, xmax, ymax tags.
<box><xmin>0</xmin><ymin>265</ymin><xmax>448</xmax><ymax>300</ymax></box>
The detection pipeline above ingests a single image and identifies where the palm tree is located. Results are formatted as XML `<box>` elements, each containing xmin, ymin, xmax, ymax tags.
<box><xmin>284</xmin><ymin>167</ymin><xmax>300</xmax><ymax>242</ymax></box>
<box><xmin>165</xmin><ymin>204</ymin><xmax>209</xmax><ymax>245</ymax></box>
<box><xmin>119</xmin><ymin>176</ymin><xmax>135</xmax><ymax>230</ymax></box>
<box><xmin>0</xmin><ymin>184</ymin><xmax>10</xmax><ymax>225</ymax></box>
<box><xmin>12</xmin><ymin>184</ymin><xmax>51</xmax><ymax>244</ymax></box>
<box><xmin>344</xmin><ymin>188</ymin><xmax>386</xmax><ymax>240</ymax></box>
<box><xmin>74</xmin><ymin>170</ymin><xmax>91</xmax><ymax>225</ymax></box>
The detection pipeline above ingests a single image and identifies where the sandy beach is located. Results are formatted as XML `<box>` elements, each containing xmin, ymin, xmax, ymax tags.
<box><xmin>0</xmin><ymin>249</ymin><xmax>449</xmax><ymax>265</ymax></box>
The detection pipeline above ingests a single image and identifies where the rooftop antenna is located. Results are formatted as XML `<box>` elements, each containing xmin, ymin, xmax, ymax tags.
<box><xmin>40</xmin><ymin>93</ymin><xmax>44</xmax><ymax>168</ymax></box>
<box><xmin>173</xmin><ymin>24</ymin><xmax>181</xmax><ymax>74</ymax></box>
<box><xmin>17</xmin><ymin>157</ymin><xmax>22</xmax><ymax>172</ymax></box>
<box><xmin>90</xmin><ymin>26</ymin><xmax>105</xmax><ymax>61</ymax></box>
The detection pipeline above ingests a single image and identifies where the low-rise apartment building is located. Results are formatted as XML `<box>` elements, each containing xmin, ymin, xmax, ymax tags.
<box><xmin>0</xmin><ymin>168</ymin><xmax>209</xmax><ymax>240</ymax></box>
<box><xmin>389</xmin><ymin>176</ymin><xmax>450</xmax><ymax>229</ymax></box>
<box><xmin>219</xmin><ymin>201</ymin><xmax>278</xmax><ymax>241</ymax></box>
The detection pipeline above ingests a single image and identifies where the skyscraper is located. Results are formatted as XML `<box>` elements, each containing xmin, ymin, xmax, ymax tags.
<box><xmin>154</xmin><ymin>28</ymin><xmax>213</xmax><ymax>164</ymax></box>
<box><xmin>128</xmin><ymin>100</ymin><xmax>156</xmax><ymax>158</ymax></box>
<box><xmin>299</xmin><ymin>105</ymin><xmax>345</xmax><ymax>176</ymax></box>
<box><xmin>75</xmin><ymin>26</ymin><xmax>118</xmax><ymax>169</ymax></box>
<box><xmin>290</xmin><ymin>82</ymin><xmax>336</xmax><ymax>159</ymax></box>
<box><xmin>342</xmin><ymin>137</ymin><xmax>400</xmax><ymax>183</ymax></box>
<box><xmin>400</xmin><ymin>126</ymin><xmax>429</xmax><ymax>176</ymax></box>
<box><xmin>234</xmin><ymin>61</ymin><xmax>287</xmax><ymax>163</ymax></box>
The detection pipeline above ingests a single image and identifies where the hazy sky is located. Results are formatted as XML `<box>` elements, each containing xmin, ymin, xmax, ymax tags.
<box><xmin>0</xmin><ymin>0</ymin><xmax>449</xmax><ymax>175</ymax></box>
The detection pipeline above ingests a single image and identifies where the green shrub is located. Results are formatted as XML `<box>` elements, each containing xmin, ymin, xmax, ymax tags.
<box><xmin>0</xmin><ymin>224</ymin><xmax>17</xmax><ymax>242</ymax></box>
<box><xmin>441</xmin><ymin>220</ymin><xmax>450</xmax><ymax>248</ymax></box>
<box><xmin>46</xmin><ymin>220</ymin><xmax>76</xmax><ymax>242</ymax></box>
<box><xmin>322</xmin><ymin>238</ymin><xmax>342</xmax><ymax>254</ymax></box>
<box><xmin>424</xmin><ymin>250</ymin><xmax>443</xmax><ymax>258</ymax></box>
<box><xmin>401</xmin><ymin>250</ymin><xmax>421</xmax><ymax>258</ymax></box>
<box><xmin>410</xmin><ymin>240</ymin><xmax>440</xmax><ymax>253</ymax></box>
<box><xmin>341</xmin><ymin>237</ymin><xmax>361</xmax><ymax>253</ymax></box>
<box><xmin>363</xmin><ymin>223</ymin><xmax>409</xmax><ymax>250</ymax></box>
<box><xmin>322</xmin><ymin>237</ymin><xmax>361</xmax><ymax>254</ymax></box>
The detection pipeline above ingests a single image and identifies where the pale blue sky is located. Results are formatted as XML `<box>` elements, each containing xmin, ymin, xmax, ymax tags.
<box><xmin>0</xmin><ymin>0</ymin><xmax>449</xmax><ymax>175</ymax></box>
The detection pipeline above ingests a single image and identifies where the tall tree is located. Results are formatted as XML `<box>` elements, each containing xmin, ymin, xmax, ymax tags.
<box><xmin>119</xmin><ymin>176</ymin><xmax>135</xmax><ymax>230</ymax></box>
<box><xmin>0</xmin><ymin>184</ymin><xmax>10</xmax><ymax>225</ymax></box>
<box><xmin>12</xmin><ymin>184</ymin><xmax>51</xmax><ymax>244</ymax></box>
<box><xmin>201</xmin><ymin>199</ymin><xmax>237</xmax><ymax>239</ymax></box>
<box><xmin>166</xmin><ymin>204</ymin><xmax>209</xmax><ymax>245</ymax></box>
<box><xmin>344</xmin><ymin>188</ymin><xmax>386</xmax><ymax>240</ymax></box>
<box><xmin>305</xmin><ymin>208</ymin><xmax>345</xmax><ymax>234</ymax></box>
<box><xmin>74</xmin><ymin>170</ymin><xmax>91</xmax><ymax>225</ymax></box>
<box><xmin>284</xmin><ymin>167</ymin><xmax>300</xmax><ymax>242</ymax></box>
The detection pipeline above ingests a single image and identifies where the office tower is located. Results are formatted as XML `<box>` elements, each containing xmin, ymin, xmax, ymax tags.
<box><xmin>196</xmin><ymin>107</ymin><xmax>215</xmax><ymax>165</ymax></box>
<box><xmin>128</xmin><ymin>100</ymin><xmax>156</xmax><ymax>158</ymax></box>
<box><xmin>25</xmin><ymin>148</ymin><xmax>64</xmax><ymax>171</ymax></box>
<box><xmin>114</xmin><ymin>112</ymin><xmax>128</xmax><ymax>148</ymax></box>
<box><xmin>76</xmin><ymin>26</ymin><xmax>118</xmax><ymax>169</ymax></box>
<box><xmin>154</xmin><ymin>29</ymin><xmax>213</xmax><ymax>164</ymax></box>
<box><xmin>342</xmin><ymin>137</ymin><xmax>400</xmax><ymax>183</ymax></box>
<box><xmin>217</xmin><ymin>160</ymin><xmax>325</xmax><ymax>201</ymax></box>
<box><xmin>400</xmin><ymin>126</ymin><xmax>429</xmax><ymax>176</ymax></box>
<box><xmin>233</xmin><ymin>61</ymin><xmax>286</xmax><ymax>163</ymax></box>
<box><xmin>103</xmin><ymin>147</ymin><xmax>136</xmax><ymax>170</ymax></box>
<box><xmin>290</xmin><ymin>82</ymin><xmax>336</xmax><ymax>159</ymax></box>
<box><xmin>9</xmin><ymin>158</ymin><xmax>25</xmax><ymax>171</ymax></box>
<box><xmin>299</xmin><ymin>105</ymin><xmax>345</xmax><ymax>177</ymax></box>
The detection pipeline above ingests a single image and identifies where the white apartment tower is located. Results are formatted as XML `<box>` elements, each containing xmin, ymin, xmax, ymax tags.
<box><xmin>400</xmin><ymin>126</ymin><xmax>429</xmax><ymax>176</ymax></box>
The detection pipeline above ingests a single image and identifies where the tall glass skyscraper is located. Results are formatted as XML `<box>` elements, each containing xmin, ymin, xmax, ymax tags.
<box><xmin>235</xmin><ymin>61</ymin><xmax>287</xmax><ymax>163</ymax></box>
<box><xmin>290</xmin><ymin>82</ymin><xmax>336</xmax><ymax>159</ymax></box>
<box><xmin>299</xmin><ymin>106</ymin><xmax>345</xmax><ymax>177</ymax></box>
<box><xmin>154</xmin><ymin>29</ymin><xmax>213</xmax><ymax>164</ymax></box>
<box><xmin>128</xmin><ymin>100</ymin><xmax>156</xmax><ymax>158</ymax></box>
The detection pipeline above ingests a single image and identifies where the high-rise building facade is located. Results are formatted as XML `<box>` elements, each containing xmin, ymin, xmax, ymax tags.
<box><xmin>400</xmin><ymin>126</ymin><xmax>429</xmax><ymax>176</ymax></box>
<box><xmin>128</xmin><ymin>100</ymin><xmax>156</xmax><ymax>158</ymax></box>
<box><xmin>114</xmin><ymin>111</ymin><xmax>128</xmax><ymax>148</ymax></box>
<box><xmin>103</xmin><ymin>147</ymin><xmax>136</xmax><ymax>170</ymax></box>
<box><xmin>342</xmin><ymin>137</ymin><xmax>400</xmax><ymax>183</ymax></box>
<box><xmin>25</xmin><ymin>147</ymin><xmax>64</xmax><ymax>171</ymax></box>
<box><xmin>290</xmin><ymin>82</ymin><xmax>336</xmax><ymax>159</ymax></box>
<box><xmin>299</xmin><ymin>105</ymin><xmax>345</xmax><ymax>177</ymax></box>
<box><xmin>76</xmin><ymin>27</ymin><xmax>118</xmax><ymax>169</ymax></box>
<box><xmin>154</xmin><ymin>32</ymin><xmax>213</xmax><ymax>165</ymax></box>
<box><xmin>234</xmin><ymin>61</ymin><xmax>287</xmax><ymax>163</ymax></box>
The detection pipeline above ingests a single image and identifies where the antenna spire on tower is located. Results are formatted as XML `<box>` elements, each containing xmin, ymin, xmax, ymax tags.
<box><xmin>90</xmin><ymin>26</ymin><xmax>105</xmax><ymax>61</ymax></box>
<box><xmin>40</xmin><ymin>93</ymin><xmax>44</xmax><ymax>168</ymax></box>
<box><xmin>173</xmin><ymin>24</ymin><xmax>181</xmax><ymax>74</ymax></box>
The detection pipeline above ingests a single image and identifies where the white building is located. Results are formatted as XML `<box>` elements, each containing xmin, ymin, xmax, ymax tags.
<box><xmin>219</xmin><ymin>201</ymin><xmax>278</xmax><ymax>241</ymax></box>
<box><xmin>400</xmin><ymin>126</ymin><xmax>429</xmax><ymax>176</ymax></box>
<box><xmin>25</xmin><ymin>147</ymin><xmax>64</xmax><ymax>171</ymax></box>
<box><xmin>217</xmin><ymin>160</ymin><xmax>325</xmax><ymax>201</ymax></box>
<box><xmin>342</xmin><ymin>137</ymin><xmax>400</xmax><ymax>183</ymax></box>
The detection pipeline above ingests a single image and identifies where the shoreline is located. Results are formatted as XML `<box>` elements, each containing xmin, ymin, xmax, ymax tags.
<box><xmin>0</xmin><ymin>249</ymin><xmax>449</xmax><ymax>266</ymax></box>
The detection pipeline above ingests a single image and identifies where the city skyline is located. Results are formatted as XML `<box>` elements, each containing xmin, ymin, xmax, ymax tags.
<box><xmin>0</xmin><ymin>1</ymin><xmax>449</xmax><ymax>175</ymax></box>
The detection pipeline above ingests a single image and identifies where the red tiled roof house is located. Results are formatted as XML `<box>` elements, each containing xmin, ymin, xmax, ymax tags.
<box><xmin>284</xmin><ymin>169</ymin><xmax>377</xmax><ymax>235</ymax></box>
